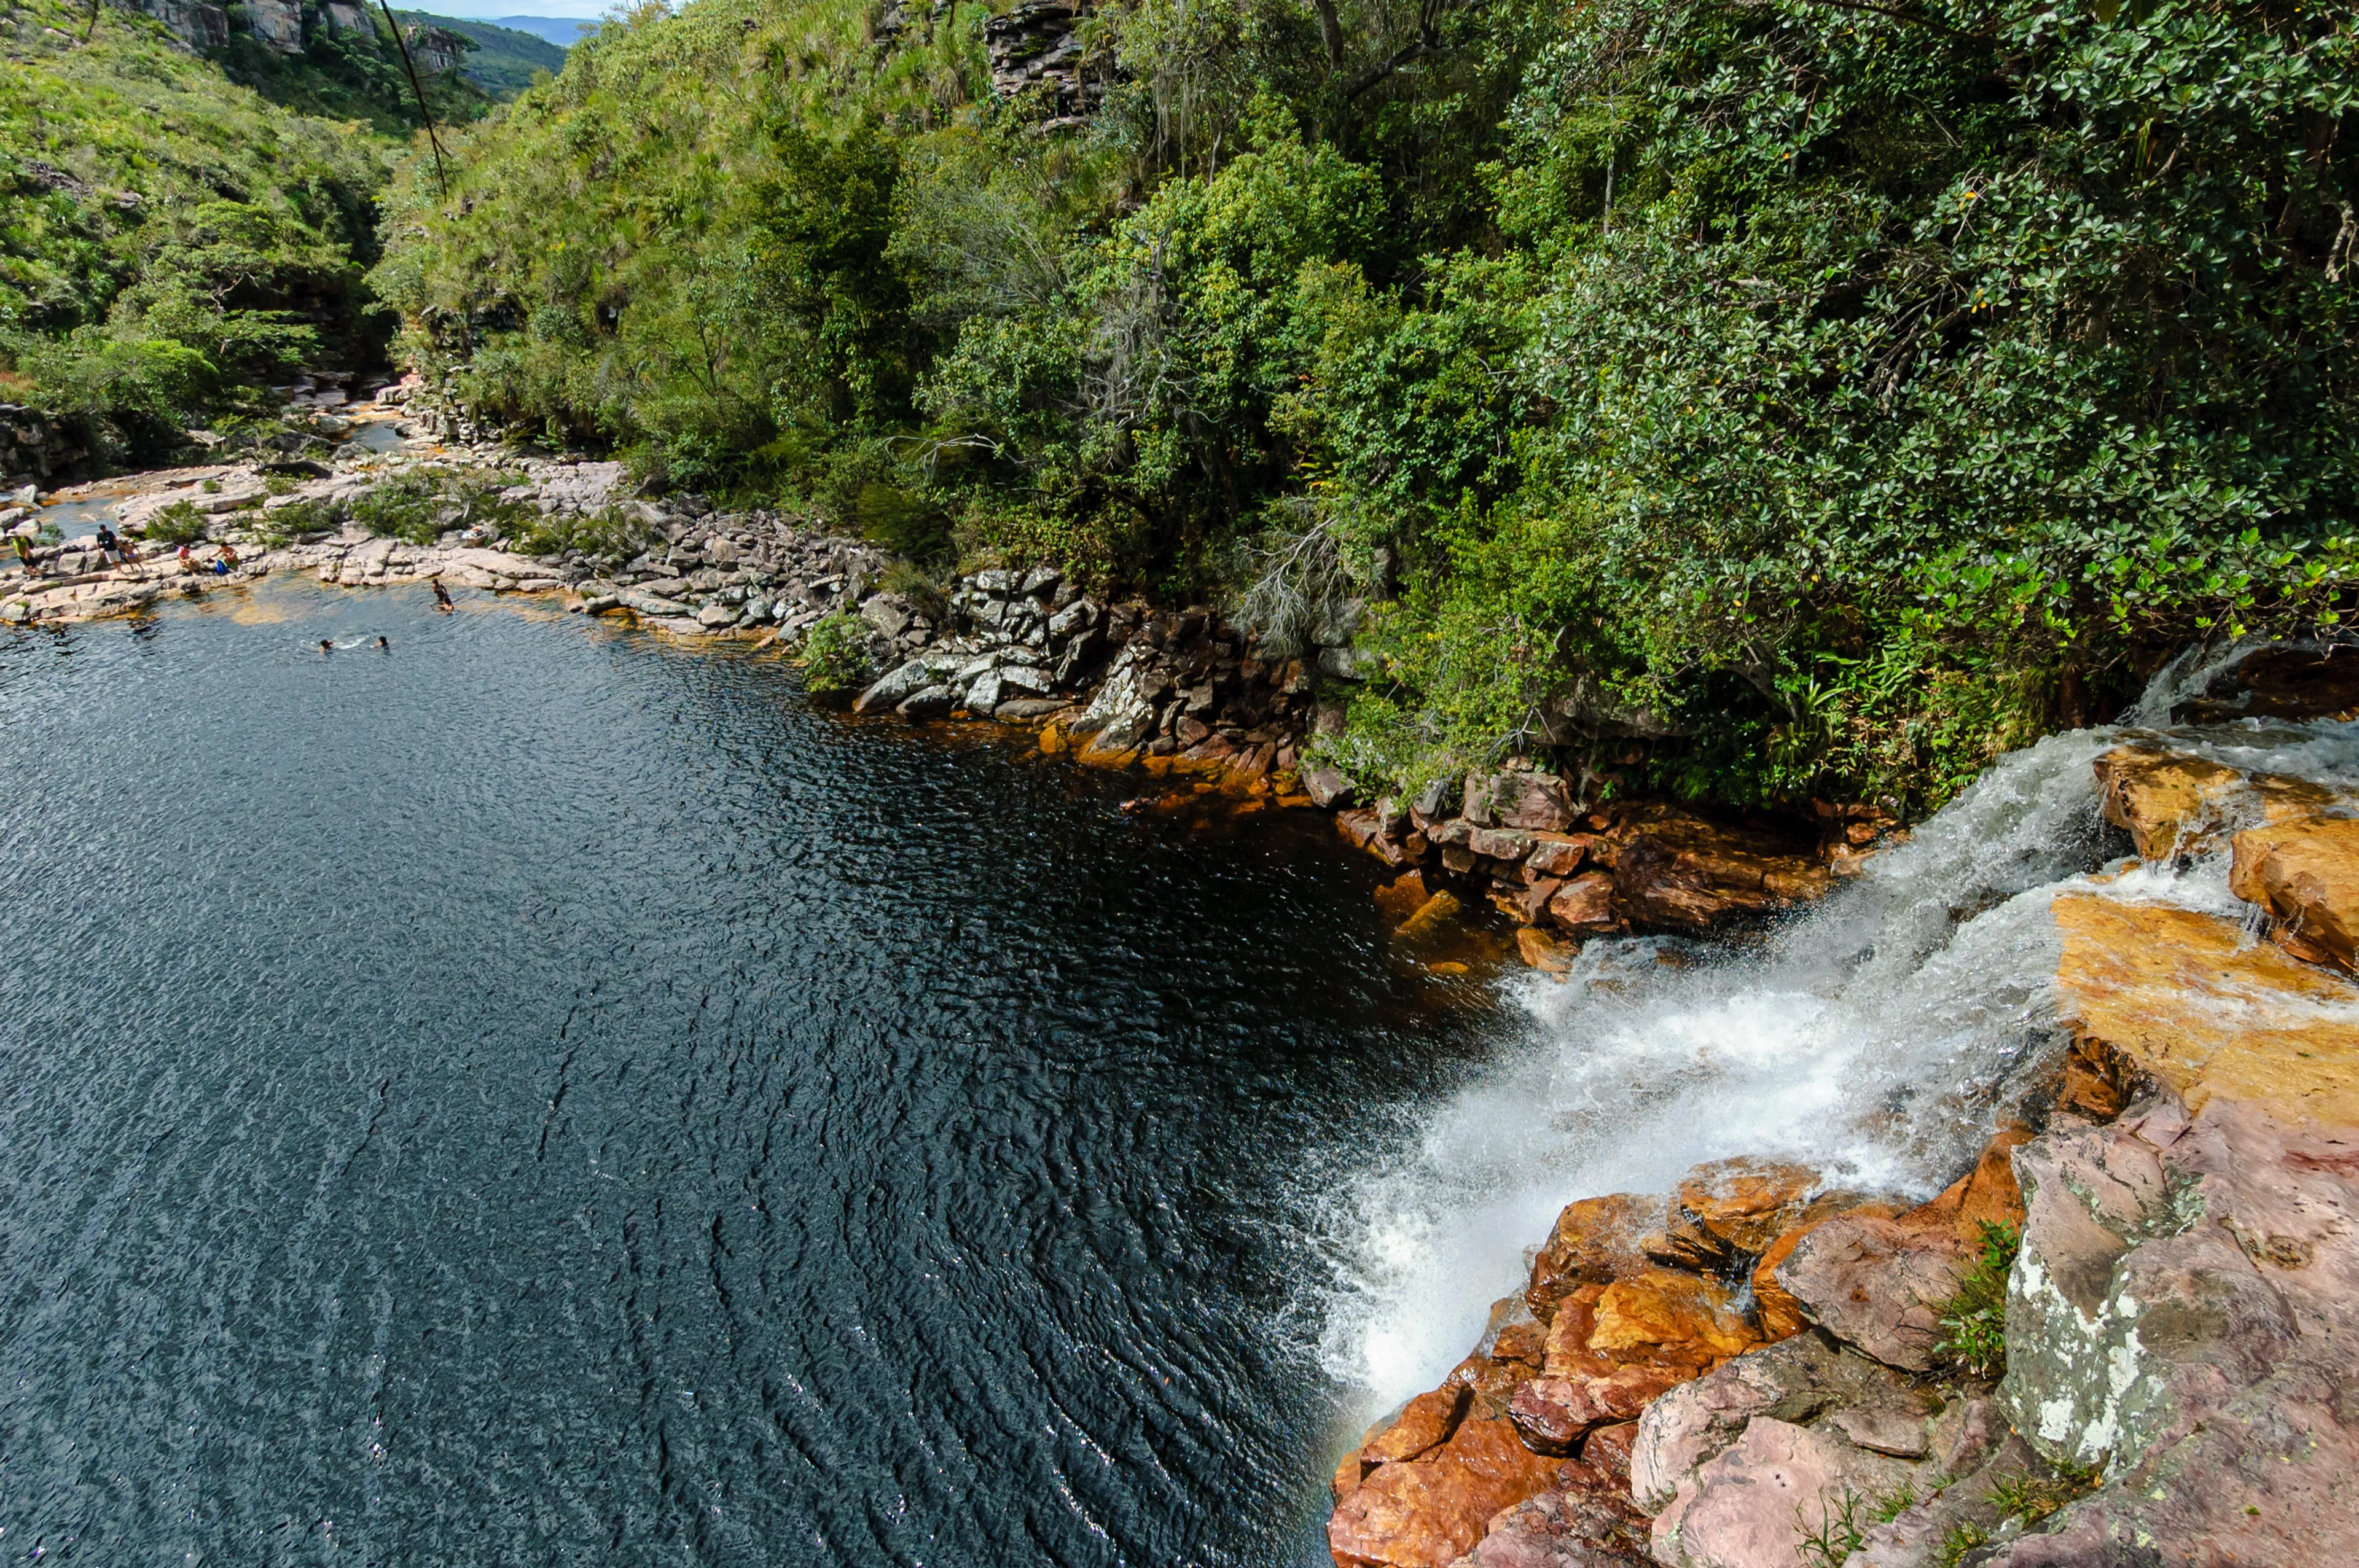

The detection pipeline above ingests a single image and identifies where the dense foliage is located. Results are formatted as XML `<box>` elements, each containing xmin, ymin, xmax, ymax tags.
<box><xmin>369</xmin><ymin>0</ymin><xmax>2355</xmax><ymax>804</ymax></box>
<box><xmin>1</xmin><ymin>0</ymin><xmax>393</xmax><ymax>459</ymax></box>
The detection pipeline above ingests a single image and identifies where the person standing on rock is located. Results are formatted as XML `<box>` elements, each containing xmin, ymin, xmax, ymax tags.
<box><xmin>95</xmin><ymin>523</ymin><xmax>120</xmax><ymax>566</ymax></box>
<box><xmin>10</xmin><ymin>532</ymin><xmax>31</xmax><ymax>577</ymax></box>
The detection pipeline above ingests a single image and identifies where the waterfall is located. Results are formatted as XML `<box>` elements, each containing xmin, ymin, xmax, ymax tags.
<box><xmin>1313</xmin><ymin>677</ymin><xmax>2359</xmax><ymax>1413</ymax></box>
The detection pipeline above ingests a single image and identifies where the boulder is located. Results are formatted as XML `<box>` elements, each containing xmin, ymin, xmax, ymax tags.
<box><xmin>855</xmin><ymin>655</ymin><xmax>954</xmax><ymax>714</ymax></box>
<box><xmin>2169</xmin><ymin>642</ymin><xmax>2359</xmax><ymax>724</ymax></box>
<box><xmin>1628</xmin><ymin>1332</ymin><xmax>1923</xmax><ymax>1513</ymax></box>
<box><xmin>1662</xmin><ymin>1159</ymin><xmax>1817</xmax><ymax>1269</ymax></box>
<box><xmin>2052</xmin><ymin>894</ymin><xmax>2359</xmax><ymax>1126</ymax></box>
<box><xmin>1517</xmin><ymin>928</ymin><xmax>1573</xmax><ymax>975</ymax></box>
<box><xmin>1305</xmin><ymin>768</ymin><xmax>1358</xmax><ymax>808</ymax></box>
<box><xmin>1525</xmin><ymin>833</ymin><xmax>1593</xmax><ymax>878</ymax></box>
<box><xmin>1546</xmin><ymin>875</ymin><xmax>1617</xmax><ymax>934</ymax></box>
<box><xmin>1527</xmin><ymin>1195</ymin><xmax>1662</xmax><ymax>1318</ymax></box>
<box><xmin>1395</xmin><ymin>891</ymin><xmax>1463</xmax><ymax>943</ymax></box>
<box><xmin>1648</xmin><ymin>1417</ymin><xmax>1919</xmax><ymax>1568</ymax></box>
<box><xmin>1771</xmin><ymin>1215</ymin><xmax>1965</xmax><ymax>1372</ymax></box>
<box><xmin>2228</xmin><ymin>813</ymin><xmax>2359</xmax><ymax>972</ymax></box>
<box><xmin>1447</xmin><ymin>1482</ymin><xmax>1653</xmax><ymax>1567</ymax></box>
<box><xmin>1507</xmin><ymin>1367</ymin><xmax>1686</xmax><ymax>1456</ymax></box>
<box><xmin>1606</xmin><ymin>814</ymin><xmax>1828</xmax><ymax>930</ymax></box>
<box><xmin>1329</xmin><ymin>1415</ymin><xmax>1566</xmax><ymax>1568</ymax></box>
<box><xmin>2091</xmin><ymin>743</ymin><xmax>2333</xmax><ymax>861</ymax></box>
<box><xmin>1465</xmin><ymin>771</ymin><xmax>1578</xmax><ymax>832</ymax></box>
<box><xmin>1584</xmin><ymin>1270</ymin><xmax>1756</xmax><ymax>1370</ymax></box>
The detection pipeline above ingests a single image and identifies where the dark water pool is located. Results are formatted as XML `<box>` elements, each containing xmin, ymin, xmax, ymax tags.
<box><xmin>0</xmin><ymin>582</ymin><xmax>1504</xmax><ymax>1566</ymax></box>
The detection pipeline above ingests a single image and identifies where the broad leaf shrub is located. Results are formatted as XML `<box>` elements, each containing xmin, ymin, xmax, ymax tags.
<box><xmin>376</xmin><ymin>0</ymin><xmax>2356</xmax><ymax>808</ymax></box>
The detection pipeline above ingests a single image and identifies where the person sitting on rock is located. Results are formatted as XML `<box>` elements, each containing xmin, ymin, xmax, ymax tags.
<box><xmin>217</xmin><ymin>544</ymin><xmax>240</xmax><ymax>572</ymax></box>
<box><xmin>176</xmin><ymin>544</ymin><xmax>194</xmax><ymax>574</ymax></box>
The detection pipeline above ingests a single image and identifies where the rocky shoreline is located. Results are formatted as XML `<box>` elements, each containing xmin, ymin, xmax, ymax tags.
<box><xmin>6</xmin><ymin>427</ymin><xmax>1891</xmax><ymax>972</ymax></box>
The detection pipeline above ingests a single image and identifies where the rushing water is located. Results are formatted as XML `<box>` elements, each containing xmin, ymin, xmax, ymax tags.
<box><xmin>1315</xmin><ymin>664</ymin><xmax>2359</xmax><ymax>1410</ymax></box>
<box><xmin>0</xmin><ymin>580</ymin><xmax>1511</xmax><ymax>1565</ymax></box>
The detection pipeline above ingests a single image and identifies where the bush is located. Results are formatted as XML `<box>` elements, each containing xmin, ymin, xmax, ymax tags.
<box><xmin>795</xmin><ymin>609</ymin><xmax>872</xmax><ymax>695</ymax></box>
<box><xmin>139</xmin><ymin>502</ymin><xmax>210</xmax><ymax>547</ymax></box>
<box><xmin>1935</xmin><ymin>1220</ymin><xmax>2020</xmax><ymax>1379</ymax></box>
<box><xmin>347</xmin><ymin>467</ymin><xmax>524</xmax><ymax>546</ymax></box>
<box><xmin>509</xmin><ymin>505</ymin><xmax>654</xmax><ymax>564</ymax></box>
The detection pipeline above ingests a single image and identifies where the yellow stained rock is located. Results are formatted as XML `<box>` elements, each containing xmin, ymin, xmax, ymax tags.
<box><xmin>1393</xmin><ymin>891</ymin><xmax>1461</xmax><ymax>943</ymax></box>
<box><xmin>2229</xmin><ymin>813</ymin><xmax>2359</xmax><ymax>973</ymax></box>
<box><xmin>1585</xmin><ymin>1268</ymin><xmax>1757</xmax><ymax>1367</ymax></box>
<box><xmin>2052</xmin><ymin>893</ymin><xmax>2359</xmax><ymax>1129</ymax></box>
<box><xmin>2092</xmin><ymin>744</ymin><xmax>2334</xmax><ymax>860</ymax></box>
<box><xmin>1516</xmin><ymin>927</ymin><xmax>1571</xmax><ymax>975</ymax></box>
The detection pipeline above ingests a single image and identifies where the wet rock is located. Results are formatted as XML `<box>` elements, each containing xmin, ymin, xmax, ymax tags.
<box><xmin>2091</xmin><ymin>743</ymin><xmax>2333</xmax><ymax>861</ymax></box>
<box><xmin>896</xmin><ymin>684</ymin><xmax>955</xmax><ymax>717</ymax></box>
<box><xmin>1517</xmin><ymin>928</ymin><xmax>1572</xmax><ymax>975</ymax></box>
<box><xmin>1584</xmin><ymin>1269</ymin><xmax>1756</xmax><ymax>1371</ymax></box>
<box><xmin>1395</xmin><ymin>891</ymin><xmax>1463</xmax><ymax>943</ymax></box>
<box><xmin>1607</xmin><ymin>814</ymin><xmax>1828</xmax><ymax>930</ymax></box>
<box><xmin>1528</xmin><ymin>1195</ymin><xmax>1662</xmax><ymax>1319</ymax></box>
<box><xmin>1663</xmin><ymin>1159</ymin><xmax>1817</xmax><ymax>1270</ymax></box>
<box><xmin>2052</xmin><ymin>894</ymin><xmax>2359</xmax><ymax>1126</ymax></box>
<box><xmin>2228</xmin><ymin>813</ymin><xmax>2359</xmax><ymax>972</ymax></box>
<box><xmin>1490</xmin><ymin>879</ymin><xmax>1562</xmax><ymax>926</ymax></box>
<box><xmin>2170</xmin><ymin>642</ymin><xmax>2359</xmax><ymax>724</ymax></box>
<box><xmin>855</xmin><ymin>655</ymin><xmax>955</xmax><ymax>713</ymax></box>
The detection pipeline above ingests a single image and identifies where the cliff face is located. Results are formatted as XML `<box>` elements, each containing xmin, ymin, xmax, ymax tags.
<box><xmin>1328</xmin><ymin>678</ymin><xmax>2359</xmax><ymax>1568</ymax></box>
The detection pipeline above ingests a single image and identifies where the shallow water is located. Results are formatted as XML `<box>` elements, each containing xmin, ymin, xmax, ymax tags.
<box><xmin>0</xmin><ymin>580</ymin><xmax>1508</xmax><ymax>1564</ymax></box>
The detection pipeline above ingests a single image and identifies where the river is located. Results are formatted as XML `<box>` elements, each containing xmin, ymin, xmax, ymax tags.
<box><xmin>0</xmin><ymin>579</ymin><xmax>1511</xmax><ymax>1564</ymax></box>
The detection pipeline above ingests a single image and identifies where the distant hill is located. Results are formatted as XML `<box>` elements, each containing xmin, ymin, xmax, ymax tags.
<box><xmin>394</xmin><ymin>12</ymin><xmax>572</xmax><ymax>96</ymax></box>
<box><xmin>487</xmin><ymin>15</ymin><xmax>599</xmax><ymax>48</ymax></box>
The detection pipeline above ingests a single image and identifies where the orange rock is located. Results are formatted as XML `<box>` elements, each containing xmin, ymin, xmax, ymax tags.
<box><xmin>1670</xmin><ymin>1156</ymin><xmax>1818</xmax><ymax>1262</ymax></box>
<box><xmin>2052</xmin><ymin>893</ymin><xmax>2359</xmax><ymax>1129</ymax></box>
<box><xmin>1516</xmin><ymin>927</ymin><xmax>1571</xmax><ymax>975</ymax></box>
<box><xmin>1528</xmin><ymin>1194</ymin><xmax>1661</xmax><ymax>1317</ymax></box>
<box><xmin>1896</xmin><ymin>1123</ymin><xmax>2031</xmax><ymax>1246</ymax></box>
<box><xmin>1375</xmin><ymin>871</ymin><xmax>1432</xmax><ymax>928</ymax></box>
<box><xmin>1328</xmin><ymin>1415</ymin><xmax>1565</xmax><ymax>1568</ymax></box>
<box><xmin>1586</xmin><ymin>1268</ymin><xmax>1757</xmax><ymax>1368</ymax></box>
<box><xmin>1037</xmin><ymin>721</ymin><xmax>1067</xmax><ymax>755</ymax></box>
<box><xmin>2092</xmin><ymin>744</ymin><xmax>2331</xmax><ymax>860</ymax></box>
<box><xmin>2229</xmin><ymin>814</ymin><xmax>2359</xmax><ymax>973</ymax></box>
<box><xmin>1394</xmin><ymin>891</ymin><xmax>1461</xmax><ymax>943</ymax></box>
<box><xmin>1363</xmin><ymin>1384</ymin><xmax>1471</xmax><ymax>1464</ymax></box>
<box><xmin>1540</xmin><ymin>1285</ymin><xmax>1615</xmax><ymax>1379</ymax></box>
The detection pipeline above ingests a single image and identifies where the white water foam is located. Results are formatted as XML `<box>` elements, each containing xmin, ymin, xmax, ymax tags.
<box><xmin>1314</xmin><ymin>691</ymin><xmax>2359</xmax><ymax>1416</ymax></box>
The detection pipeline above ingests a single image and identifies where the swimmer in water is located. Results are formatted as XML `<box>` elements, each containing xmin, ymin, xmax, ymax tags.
<box><xmin>375</xmin><ymin>636</ymin><xmax>389</xmax><ymax>649</ymax></box>
<box><xmin>431</xmin><ymin>579</ymin><xmax>454</xmax><ymax>611</ymax></box>
<box><xmin>319</xmin><ymin>639</ymin><xmax>334</xmax><ymax>653</ymax></box>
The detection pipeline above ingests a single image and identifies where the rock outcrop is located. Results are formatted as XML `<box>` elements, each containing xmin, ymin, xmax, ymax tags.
<box><xmin>983</xmin><ymin>0</ymin><xmax>1106</xmax><ymax>125</ymax></box>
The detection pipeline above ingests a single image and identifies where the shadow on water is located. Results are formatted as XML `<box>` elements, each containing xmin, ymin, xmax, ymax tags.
<box><xmin>0</xmin><ymin>579</ymin><xmax>1515</xmax><ymax>1566</ymax></box>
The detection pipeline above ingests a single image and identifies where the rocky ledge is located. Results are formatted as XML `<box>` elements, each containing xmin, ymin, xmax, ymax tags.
<box><xmin>1327</xmin><ymin>724</ymin><xmax>2359</xmax><ymax>1568</ymax></box>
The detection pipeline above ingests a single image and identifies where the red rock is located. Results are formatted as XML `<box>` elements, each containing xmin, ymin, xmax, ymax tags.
<box><xmin>1582</xmin><ymin>1422</ymin><xmax>1639</xmax><ymax>1488</ymax></box>
<box><xmin>1377</xmin><ymin>872</ymin><xmax>1433</xmax><ymax>927</ymax></box>
<box><xmin>1329</xmin><ymin>1415</ymin><xmax>1566</xmax><ymax>1568</ymax></box>
<box><xmin>1367</xmin><ymin>1384</ymin><xmax>1473</xmax><ymax>1463</ymax></box>
<box><xmin>1525</xmin><ymin>833</ymin><xmax>1593</xmax><ymax>878</ymax></box>
<box><xmin>1491</xmin><ymin>879</ymin><xmax>1563</xmax><ymax>926</ymax></box>
<box><xmin>1452</xmin><ymin>1480</ymin><xmax>1653</xmax><ymax>1567</ymax></box>
<box><xmin>1546</xmin><ymin>874</ymin><xmax>1616</xmax><ymax>934</ymax></box>
<box><xmin>1337</xmin><ymin>808</ymin><xmax>1383</xmax><ymax>848</ymax></box>
<box><xmin>1517</xmin><ymin>928</ymin><xmax>1573</xmax><ymax>974</ymax></box>
<box><xmin>1466</xmin><ymin>770</ymin><xmax>1579</xmax><ymax>833</ymax></box>
<box><xmin>1468</xmin><ymin>825</ymin><xmax>1534</xmax><ymax>861</ymax></box>
<box><xmin>1648</xmin><ymin>1417</ymin><xmax>1917</xmax><ymax>1568</ymax></box>
<box><xmin>1605</xmin><ymin>812</ymin><xmax>1830</xmax><ymax>930</ymax></box>
<box><xmin>1771</xmin><ymin>1215</ymin><xmax>1965</xmax><ymax>1371</ymax></box>
<box><xmin>1508</xmin><ymin>1367</ymin><xmax>1688</xmax><ymax>1456</ymax></box>
<box><xmin>1305</xmin><ymin>767</ymin><xmax>1356</xmax><ymax>808</ymax></box>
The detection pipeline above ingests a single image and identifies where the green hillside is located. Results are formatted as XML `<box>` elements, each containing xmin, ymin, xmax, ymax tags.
<box><xmin>370</xmin><ymin>0</ymin><xmax>2359</xmax><ymax>806</ymax></box>
<box><xmin>396</xmin><ymin>11</ymin><xmax>569</xmax><ymax>98</ymax></box>
<box><xmin>0</xmin><ymin>0</ymin><xmax>393</xmax><ymax>459</ymax></box>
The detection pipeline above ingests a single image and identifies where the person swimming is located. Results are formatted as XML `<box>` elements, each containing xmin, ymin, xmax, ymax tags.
<box><xmin>431</xmin><ymin>579</ymin><xmax>454</xmax><ymax>611</ymax></box>
<box><xmin>319</xmin><ymin>639</ymin><xmax>334</xmax><ymax>653</ymax></box>
<box><xmin>375</xmin><ymin>636</ymin><xmax>389</xmax><ymax>649</ymax></box>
